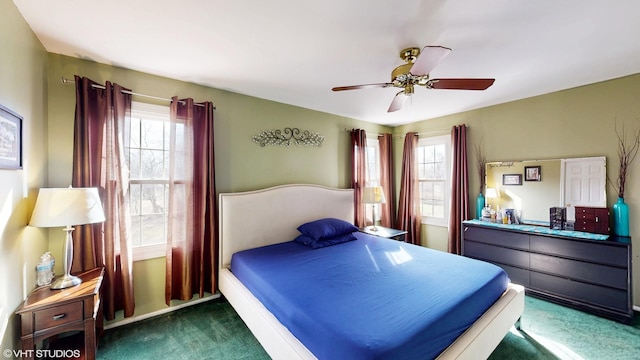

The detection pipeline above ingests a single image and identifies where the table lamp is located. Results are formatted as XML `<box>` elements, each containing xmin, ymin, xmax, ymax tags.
<box><xmin>485</xmin><ymin>187</ymin><xmax>499</xmax><ymax>210</ymax></box>
<box><xmin>363</xmin><ymin>186</ymin><xmax>386</xmax><ymax>231</ymax></box>
<box><xmin>29</xmin><ymin>187</ymin><xmax>105</xmax><ymax>289</ymax></box>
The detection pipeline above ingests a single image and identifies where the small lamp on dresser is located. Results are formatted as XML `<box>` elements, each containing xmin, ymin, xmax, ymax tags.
<box><xmin>363</xmin><ymin>186</ymin><xmax>386</xmax><ymax>231</ymax></box>
<box><xmin>29</xmin><ymin>187</ymin><xmax>105</xmax><ymax>289</ymax></box>
<box><xmin>485</xmin><ymin>187</ymin><xmax>499</xmax><ymax>210</ymax></box>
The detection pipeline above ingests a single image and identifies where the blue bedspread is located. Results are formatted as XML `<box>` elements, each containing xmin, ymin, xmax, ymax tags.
<box><xmin>231</xmin><ymin>232</ymin><xmax>509</xmax><ymax>359</ymax></box>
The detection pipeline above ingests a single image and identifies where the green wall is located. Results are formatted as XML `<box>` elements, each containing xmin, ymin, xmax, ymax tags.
<box><xmin>46</xmin><ymin>54</ymin><xmax>390</xmax><ymax>325</ymax></box>
<box><xmin>394</xmin><ymin>73</ymin><xmax>640</xmax><ymax>306</ymax></box>
<box><xmin>0</xmin><ymin>1</ymin><xmax>49</xmax><ymax>353</ymax></box>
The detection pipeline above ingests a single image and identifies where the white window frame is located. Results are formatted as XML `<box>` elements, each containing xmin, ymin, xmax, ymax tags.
<box><xmin>128</xmin><ymin>102</ymin><xmax>170</xmax><ymax>261</ymax></box>
<box><xmin>417</xmin><ymin>135</ymin><xmax>451</xmax><ymax>227</ymax></box>
<box><xmin>364</xmin><ymin>136</ymin><xmax>381</xmax><ymax>225</ymax></box>
<box><xmin>365</xmin><ymin>136</ymin><xmax>381</xmax><ymax>187</ymax></box>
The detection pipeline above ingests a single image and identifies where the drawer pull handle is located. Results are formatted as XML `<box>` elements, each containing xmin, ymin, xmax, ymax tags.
<box><xmin>52</xmin><ymin>313</ymin><xmax>66</xmax><ymax>320</ymax></box>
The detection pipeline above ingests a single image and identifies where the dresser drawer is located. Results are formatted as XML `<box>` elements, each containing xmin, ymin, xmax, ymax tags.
<box><xmin>530</xmin><ymin>253</ymin><xmax>628</xmax><ymax>290</ymax></box>
<box><xmin>530</xmin><ymin>272</ymin><xmax>629</xmax><ymax>312</ymax></box>
<box><xmin>463</xmin><ymin>226</ymin><xmax>529</xmax><ymax>250</ymax></box>
<box><xmin>499</xmin><ymin>263</ymin><xmax>530</xmax><ymax>287</ymax></box>
<box><xmin>529</xmin><ymin>235</ymin><xmax>628</xmax><ymax>267</ymax></box>
<box><xmin>34</xmin><ymin>301</ymin><xmax>83</xmax><ymax>331</ymax></box>
<box><xmin>464</xmin><ymin>241</ymin><xmax>529</xmax><ymax>268</ymax></box>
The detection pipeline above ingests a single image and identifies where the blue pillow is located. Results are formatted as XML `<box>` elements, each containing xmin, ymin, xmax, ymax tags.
<box><xmin>294</xmin><ymin>233</ymin><xmax>357</xmax><ymax>249</ymax></box>
<box><xmin>297</xmin><ymin>218</ymin><xmax>358</xmax><ymax>240</ymax></box>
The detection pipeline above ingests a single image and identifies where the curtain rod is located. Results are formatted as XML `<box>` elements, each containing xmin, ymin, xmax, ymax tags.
<box><xmin>61</xmin><ymin>77</ymin><xmax>216</xmax><ymax>109</ymax></box>
<box><xmin>344</xmin><ymin>128</ymin><xmax>450</xmax><ymax>138</ymax></box>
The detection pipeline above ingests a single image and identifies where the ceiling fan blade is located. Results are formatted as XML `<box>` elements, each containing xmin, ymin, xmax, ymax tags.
<box><xmin>409</xmin><ymin>46</ymin><xmax>452</xmax><ymax>76</ymax></box>
<box><xmin>429</xmin><ymin>78</ymin><xmax>495</xmax><ymax>90</ymax></box>
<box><xmin>331</xmin><ymin>83</ymin><xmax>391</xmax><ymax>91</ymax></box>
<box><xmin>388</xmin><ymin>92</ymin><xmax>408</xmax><ymax>112</ymax></box>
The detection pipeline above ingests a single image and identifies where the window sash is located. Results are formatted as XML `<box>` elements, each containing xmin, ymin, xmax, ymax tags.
<box><xmin>128</xmin><ymin>102</ymin><xmax>171</xmax><ymax>260</ymax></box>
<box><xmin>418</xmin><ymin>135</ymin><xmax>451</xmax><ymax>227</ymax></box>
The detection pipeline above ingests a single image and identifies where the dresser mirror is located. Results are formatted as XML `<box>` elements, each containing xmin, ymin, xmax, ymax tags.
<box><xmin>484</xmin><ymin>156</ymin><xmax>607</xmax><ymax>224</ymax></box>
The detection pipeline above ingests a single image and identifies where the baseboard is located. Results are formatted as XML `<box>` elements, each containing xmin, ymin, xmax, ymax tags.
<box><xmin>634</xmin><ymin>305</ymin><xmax>640</xmax><ymax>313</ymax></box>
<box><xmin>104</xmin><ymin>293</ymin><xmax>221</xmax><ymax>330</ymax></box>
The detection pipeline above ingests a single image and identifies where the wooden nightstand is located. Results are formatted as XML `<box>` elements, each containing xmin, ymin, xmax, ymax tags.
<box><xmin>360</xmin><ymin>225</ymin><xmax>408</xmax><ymax>241</ymax></box>
<box><xmin>15</xmin><ymin>267</ymin><xmax>104</xmax><ymax>360</ymax></box>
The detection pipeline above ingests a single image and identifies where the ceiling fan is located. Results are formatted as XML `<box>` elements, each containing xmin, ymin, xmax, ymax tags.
<box><xmin>331</xmin><ymin>46</ymin><xmax>495</xmax><ymax>112</ymax></box>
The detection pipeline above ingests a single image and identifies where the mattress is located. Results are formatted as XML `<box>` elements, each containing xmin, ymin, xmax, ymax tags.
<box><xmin>231</xmin><ymin>232</ymin><xmax>509</xmax><ymax>359</ymax></box>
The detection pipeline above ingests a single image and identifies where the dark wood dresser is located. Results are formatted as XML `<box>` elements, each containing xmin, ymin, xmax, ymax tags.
<box><xmin>462</xmin><ymin>221</ymin><xmax>633</xmax><ymax>323</ymax></box>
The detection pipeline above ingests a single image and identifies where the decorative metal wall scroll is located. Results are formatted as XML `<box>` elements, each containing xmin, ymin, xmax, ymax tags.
<box><xmin>252</xmin><ymin>127</ymin><xmax>325</xmax><ymax>147</ymax></box>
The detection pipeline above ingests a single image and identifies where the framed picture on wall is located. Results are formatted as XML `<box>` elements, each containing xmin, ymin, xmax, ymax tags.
<box><xmin>502</xmin><ymin>174</ymin><xmax>522</xmax><ymax>186</ymax></box>
<box><xmin>525</xmin><ymin>166</ymin><xmax>541</xmax><ymax>181</ymax></box>
<box><xmin>0</xmin><ymin>104</ymin><xmax>23</xmax><ymax>170</ymax></box>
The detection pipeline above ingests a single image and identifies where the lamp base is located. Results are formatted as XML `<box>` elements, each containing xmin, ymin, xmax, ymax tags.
<box><xmin>50</xmin><ymin>274</ymin><xmax>82</xmax><ymax>289</ymax></box>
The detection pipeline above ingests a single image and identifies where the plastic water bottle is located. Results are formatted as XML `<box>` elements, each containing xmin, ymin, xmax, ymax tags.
<box><xmin>36</xmin><ymin>252</ymin><xmax>55</xmax><ymax>286</ymax></box>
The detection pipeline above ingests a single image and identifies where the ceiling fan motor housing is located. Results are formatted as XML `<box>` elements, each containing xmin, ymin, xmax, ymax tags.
<box><xmin>391</xmin><ymin>47</ymin><xmax>429</xmax><ymax>88</ymax></box>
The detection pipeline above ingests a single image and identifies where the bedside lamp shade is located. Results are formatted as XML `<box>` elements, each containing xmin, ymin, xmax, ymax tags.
<box><xmin>30</xmin><ymin>187</ymin><xmax>105</xmax><ymax>228</ymax></box>
<box><xmin>30</xmin><ymin>187</ymin><xmax>105</xmax><ymax>289</ymax></box>
<box><xmin>363</xmin><ymin>186</ymin><xmax>386</xmax><ymax>204</ymax></box>
<box><xmin>362</xmin><ymin>186</ymin><xmax>386</xmax><ymax>231</ymax></box>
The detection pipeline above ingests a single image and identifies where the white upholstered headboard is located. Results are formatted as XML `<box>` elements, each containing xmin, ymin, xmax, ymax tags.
<box><xmin>219</xmin><ymin>184</ymin><xmax>354</xmax><ymax>269</ymax></box>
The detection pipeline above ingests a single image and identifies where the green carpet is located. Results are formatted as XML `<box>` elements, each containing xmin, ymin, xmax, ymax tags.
<box><xmin>97</xmin><ymin>296</ymin><xmax>639</xmax><ymax>360</ymax></box>
<box><xmin>97</xmin><ymin>300</ymin><xmax>269</xmax><ymax>360</ymax></box>
<box><xmin>490</xmin><ymin>297</ymin><xmax>640</xmax><ymax>360</ymax></box>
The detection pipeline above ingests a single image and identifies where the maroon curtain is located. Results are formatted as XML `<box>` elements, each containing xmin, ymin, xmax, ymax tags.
<box><xmin>448</xmin><ymin>125</ymin><xmax>469</xmax><ymax>254</ymax></box>
<box><xmin>378</xmin><ymin>133</ymin><xmax>395</xmax><ymax>228</ymax></box>
<box><xmin>396</xmin><ymin>132</ymin><xmax>421</xmax><ymax>245</ymax></box>
<box><xmin>72</xmin><ymin>75</ymin><xmax>135</xmax><ymax>320</ymax></box>
<box><xmin>165</xmin><ymin>97</ymin><xmax>217</xmax><ymax>304</ymax></box>
<box><xmin>350</xmin><ymin>129</ymin><xmax>367</xmax><ymax>227</ymax></box>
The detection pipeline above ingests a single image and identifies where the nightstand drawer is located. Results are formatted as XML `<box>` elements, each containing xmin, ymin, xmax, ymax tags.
<box><xmin>34</xmin><ymin>301</ymin><xmax>83</xmax><ymax>331</ymax></box>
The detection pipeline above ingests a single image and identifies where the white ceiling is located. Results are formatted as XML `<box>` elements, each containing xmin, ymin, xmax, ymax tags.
<box><xmin>13</xmin><ymin>0</ymin><xmax>640</xmax><ymax>126</ymax></box>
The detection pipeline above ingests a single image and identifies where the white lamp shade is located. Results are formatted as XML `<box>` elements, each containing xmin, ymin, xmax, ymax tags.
<box><xmin>363</xmin><ymin>186</ymin><xmax>386</xmax><ymax>204</ymax></box>
<box><xmin>29</xmin><ymin>187</ymin><xmax>105</xmax><ymax>228</ymax></box>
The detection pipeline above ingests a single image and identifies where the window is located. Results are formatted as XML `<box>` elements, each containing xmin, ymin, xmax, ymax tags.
<box><xmin>125</xmin><ymin>102</ymin><xmax>170</xmax><ymax>260</ymax></box>
<box><xmin>364</xmin><ymin>136</ymin><xmax>382</xmax><ymax>223</ymax></box>
<box><xmin>365</xmin><ymin>137</ymin><xmax>380</xmax><ymax>187</ymax></box>
<box><xmin>417</xmin><ymin>135</ymin><xmax>451</xmax><ymax>226</ymax></box>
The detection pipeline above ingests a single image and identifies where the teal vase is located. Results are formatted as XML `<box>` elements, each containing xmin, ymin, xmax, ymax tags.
<box><xmin>612</xmin><ymin>197</ymin><xmax>630</xmax><ymax>236</ymax></box>
<box><xmin>476</xmin><ymin>193</ymin><xmax>485</xmax><ymax>219</ymax></box>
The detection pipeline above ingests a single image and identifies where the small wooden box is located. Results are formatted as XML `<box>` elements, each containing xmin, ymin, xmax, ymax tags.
<box><xmin>574</xmin><ymin>206</ymin><xmax>609</xmax><ymax>235</ymax></box>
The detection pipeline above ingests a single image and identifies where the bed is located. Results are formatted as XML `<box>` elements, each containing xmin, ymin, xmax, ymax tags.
<box><xmin>218</xmin><ymin>184</ymin><xmax>525</xmax><ymax>359</ymax></box>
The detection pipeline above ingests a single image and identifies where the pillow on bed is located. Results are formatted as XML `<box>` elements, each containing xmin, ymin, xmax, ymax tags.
<box><xmin>297</xmin><ymin>218</ymin><xmax>358</xmax><ymax>240</ymax></box>
<box><xmin>294</xmin><ymin>232</ymin><xmax>357</xmax><ymax>249</ymax></box>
